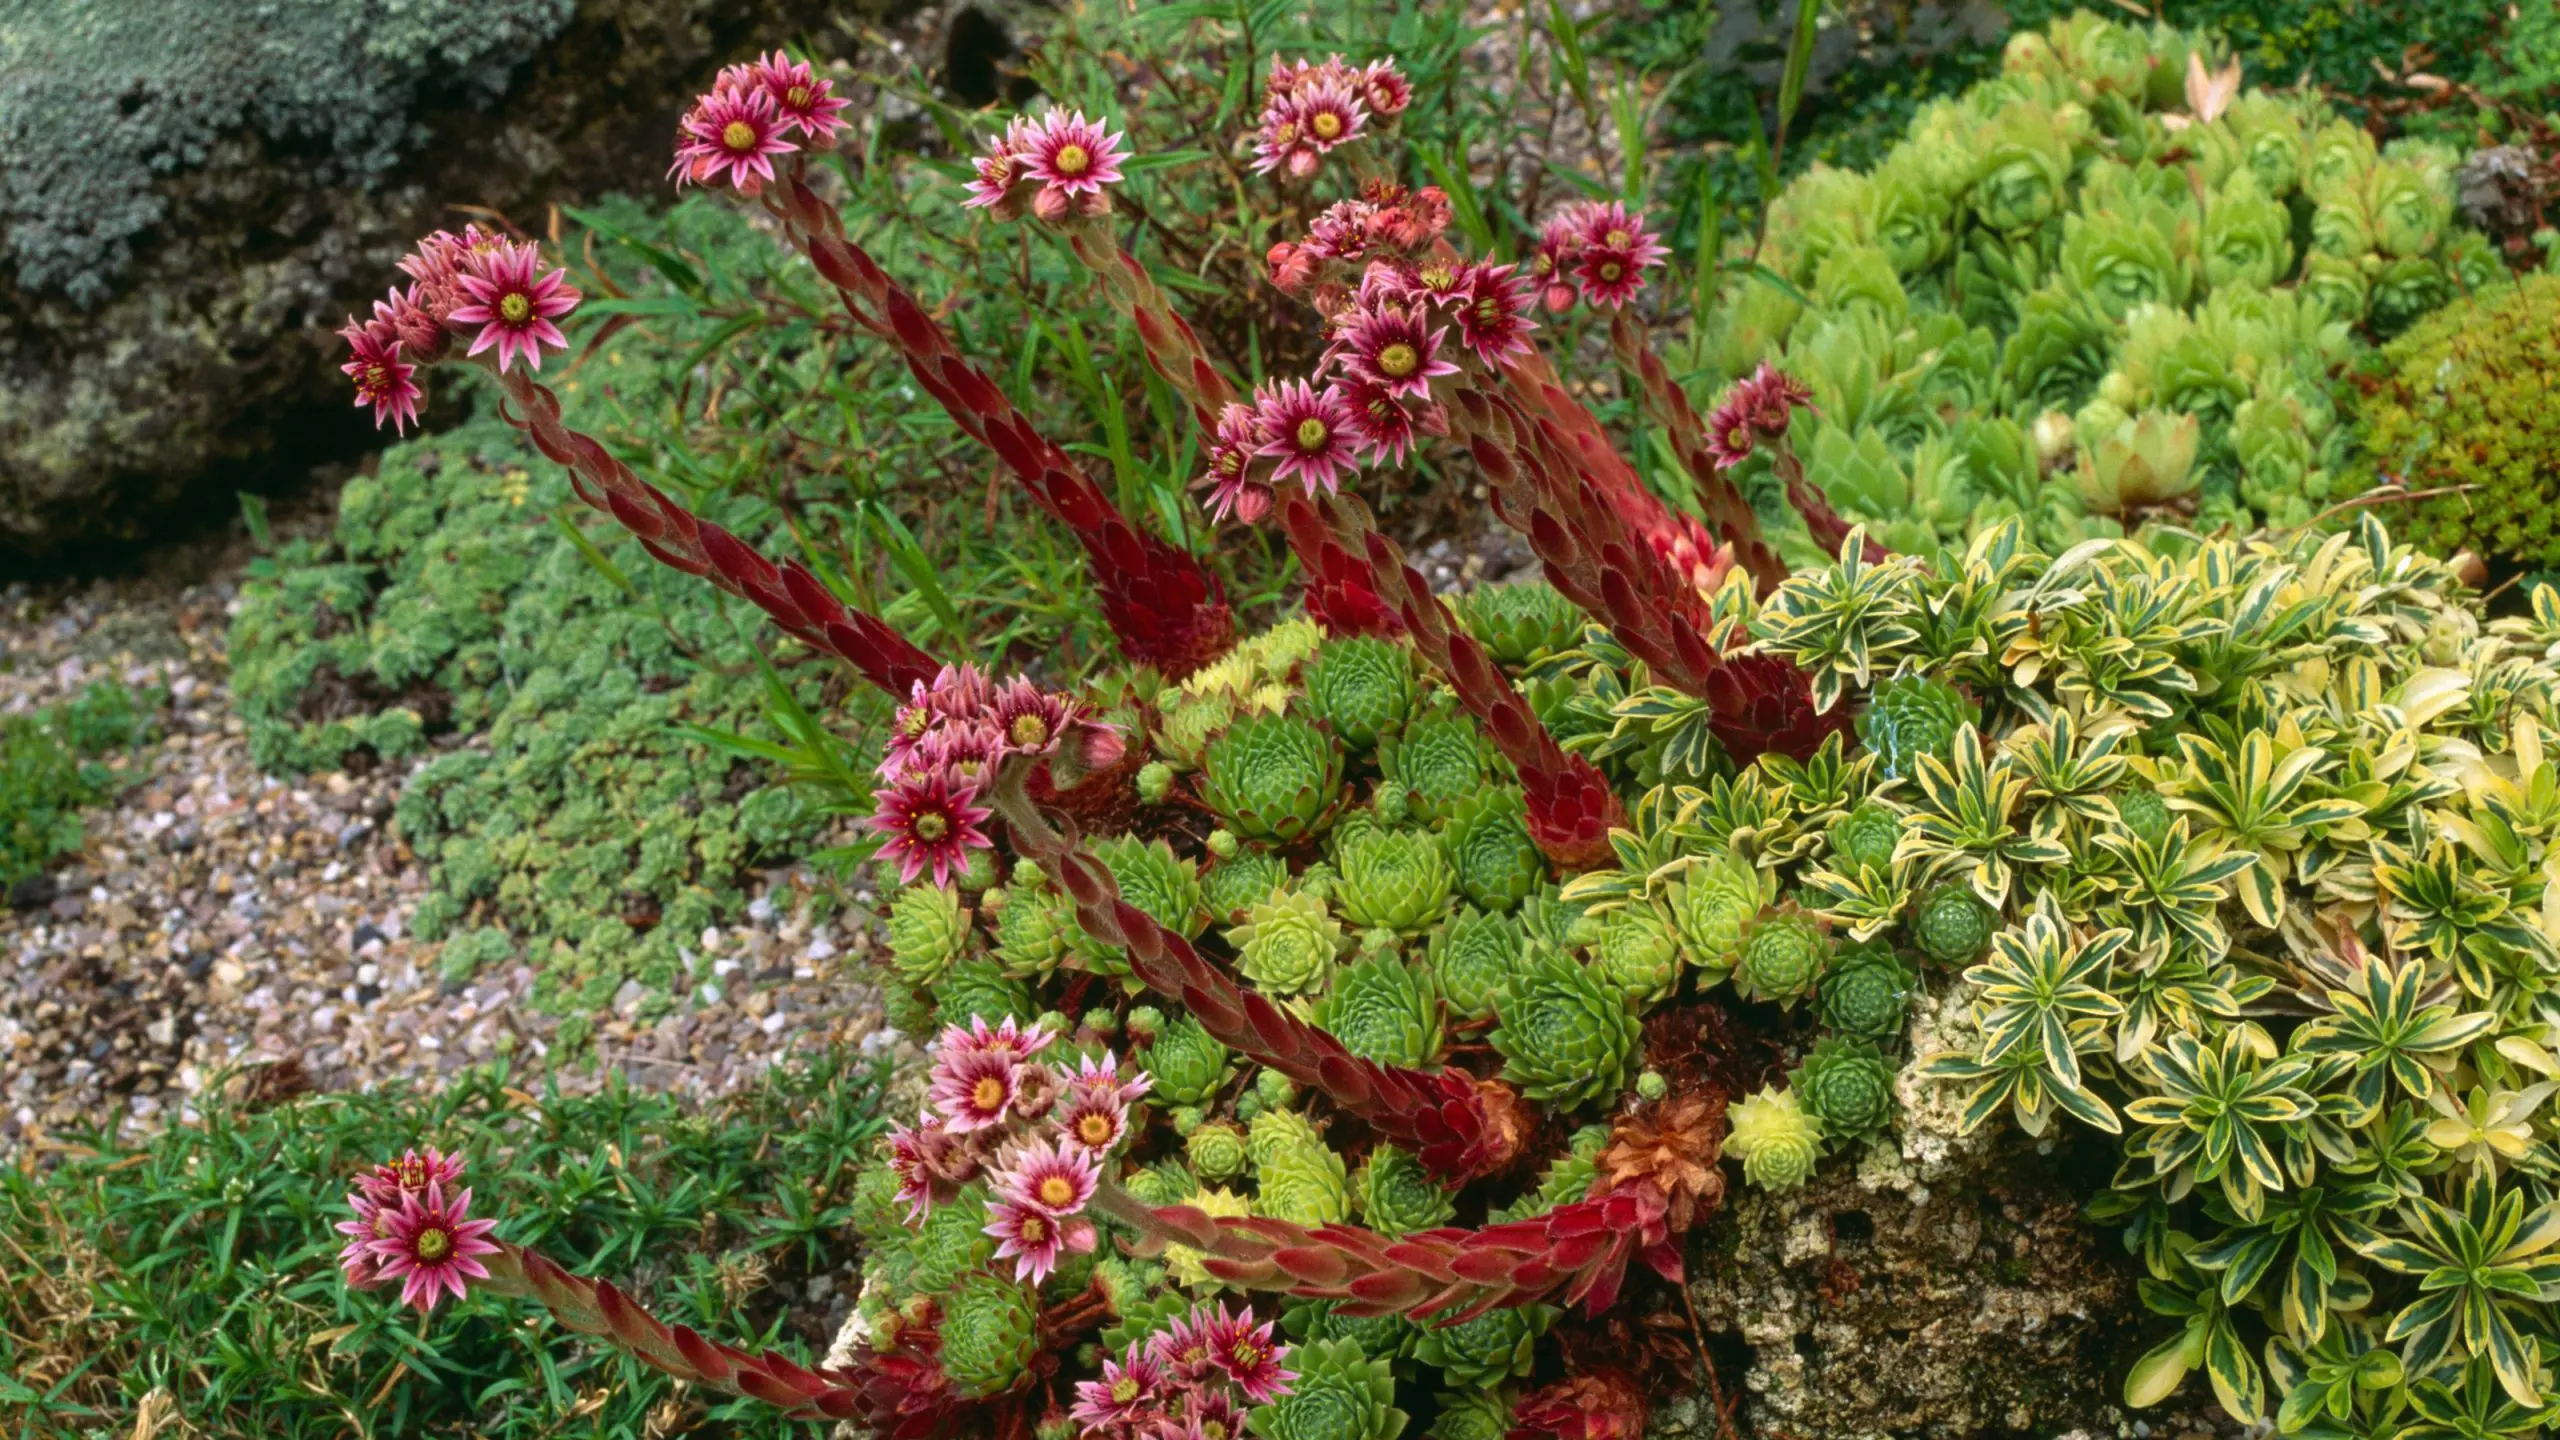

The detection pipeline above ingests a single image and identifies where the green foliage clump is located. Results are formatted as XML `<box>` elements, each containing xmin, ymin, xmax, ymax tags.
<box><xmin>1350</xmin><ymin>1145</ymin><xmax>1456</xmax><ymax>1237</ymax></box>
<box><xmin>1331</xmin><ymin>819</ymin><xmax>1455</xmax><ymax>935</ymax></box>
<box><xmin>1855</xmin><ymin>674</ymin><xmax>1976</xmax><ymax>780</ymax></box>
<box><xmin>0</xmin><ymin>1053</ymin><xmax>883</xmax><ymax>1434</ymax></box>
<box><xmin>1</xmin><ymin>679</ymin><xmax>156</xmax><ymax>885</ymax></box>
<box><xmin>1229</xmin><ymin>888</ymin><xmax>1348</xmax><ymax>996</ymax></box>
<box><xmin>1246</xmin><ymin>1338</ymin><xmax>1404</xmax><ymax>1440</ymax></box>
<box><xmin>1695</xmin><ymin>10</ymin><xmax>2497</xmax><ymax>558</ymax></box>
<box><xmin>1429</xmin><ymin>904</ymin><xmax>1529</xmax><ymax>1021</ymax></box>
<box><xmin>1312</xmin><ymin>955</ymin><xmax>1443</xmax><ymax>1068</ymax></box>
<box><xmin>1455</xmin><ymin>581</ymin><xmax>1585</xmax><ymax>667</ymax></box>
<box><xmin>1140</xmin><ymin>1014</ymin><xmax>1234</xmax><ymax>1107</ymax></box>
<box><xmin>1439</xmin><ymin>788</ymin><xmax>1546</xmax><ymax>913</ymax></box>
<box><xmin>1731</xmin><ymin>907</ymin><xmax>1831</xmax><ymax>1005</ymax></box>
<box><xmin>229</xmin><ymin>415</ymin><xmax>833</xmax><ymax>1022</ymax></box>
<box><xmin>1377</xmin><ymin>711</ymin><xmax>1498</xmax><ymax>825</ymax></box>
<box><xmin>2348</xmin><ymin>273</ymin><xmax>2560</xmax><ymax>568</ymax></box>
<box><xmin>1725</xmin><ymin>1085</ymin><xmax>1826</xmax><ymax>1192</ymax></box>
<box><xmin>1791</xmin><ymin>1037</ymin><xmax>1897</xmax><ymax>1139</ymax></box>
<box><xmin>1410</xmin><ymin>1304</ymin><xmax>1553</xmax><ymax>1387</ymax></box>
<box><xmin>938</xmin><ymin>1271</ymin><xmax>1041</xmax><ymax>1397</ymax></box>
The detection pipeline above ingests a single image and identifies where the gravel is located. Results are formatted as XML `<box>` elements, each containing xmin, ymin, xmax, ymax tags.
<box><xmin>2</xmin><ymin>551</ymin><xmax>902</xmax><ymax>1155</ymax></box>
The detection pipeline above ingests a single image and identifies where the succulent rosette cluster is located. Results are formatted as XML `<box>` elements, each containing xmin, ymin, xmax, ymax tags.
<box><xmin>327</xmin><ymin>16</ymin><xmax>2560</xmax><ymax>1440</ymax></box>
<box><xmin>1698</xmin><ymin>11</ymin><xmax>2499</xmax><ymax>564</ymax></box>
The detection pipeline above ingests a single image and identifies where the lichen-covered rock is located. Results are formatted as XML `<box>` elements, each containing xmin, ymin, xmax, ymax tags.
<box><xmin>1658</xmin><ymin>1129</ymin><xmax>2150</xmax><ymax>1440</ymax></box>
<box><xmin>0</xmin><ymin>0</ymin><xmax>881</xmax><ymax>559</ymax></box>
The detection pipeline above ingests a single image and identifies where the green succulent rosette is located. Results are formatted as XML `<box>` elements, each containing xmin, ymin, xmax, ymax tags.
<box><xmin>1351</xmin><ymin>1145</ymin><xmax>1457</xmax><ymax>1237</ymax></box>
<box><xmin>1457</xmin><ymin>581</ymin><xmax>1585</xmax><ymax>667</ymax></box>
<box><xmin>1969</xmin><ymin>103</ymin><xmax>2076</xmax><ymax>234</ymax></box>
<box><xmin>1816</xmin><ymin>941</ymin><xmax>1915</xmax><ymax>1041</ymax></box>
<box><xmin>2059</xmin><ymin>207</ymin><xmax>2189</xmax><ymax>324</ymax></box>
<box><xmin>1815</xmin><ymin>244</ymin><xmax>1910</xmax><ymax>324</ymax></box>
<box><xmin>885</xmin><ymin>882</ymin><xmax>970</xmax><ymax>987</ymax></box>
<box><xmin>1332</xmin><ymin>818</ymin><xmax>1456</xmax><ymax>935</ymax></box>
<box><xmin>2110</xmin><ymin>786</ymin><xmax>2172</xmax><ymax>846</ymax></box>
<box><xmin>1726</xmin><ymin>1084</ymin><xmax>1826</xmax><ymax>1192</ymax></box>
<box><xmin>1426</xmin><ymin>1387</ymin><xmax>1516</xmax><ymax>1440</ymax></box>
<box><xmin>1489</xmin><ymin>1125</ymin><xmax>1608</xmax><ymax>1222</ymax></box>
<box><xmin>907</xmin><ymin>1184</ymin><xmax>998</xmax><ymax>1293</ymax></box>
<box><xmin>1430</xmin><ymin>904</ymin><xmax>1529</xmax><ymax>1021</ymax></box>
<box><xmin>1855</xmin><ymin>674</ymin><xmax>1977</xmax><ymax>781</ymax></box>
<box><xmin>1411</xmin><ymin>1303</ymin><xmax>1554</xmax><ymax>1387</ymax></box>
<box><xmin>1910</xmin><ymin>883</ymin><xmax>1996</xmax><ymax>966</ymax></box>
<box><xmin>990</xmin><ymin>881</ymin><xmax>1072</xmax><ymax>979</ymax></box>
<box><xmin>1587</xmin><ymin>902</ymin><xmax>1683</xmax><ymax>1006</ymax></box>
<box><xmin>1287</xmin><ymin>1300</ymin><xmax>1421</xmax><ymax>1362</ymax></box>
<box><xmin>1253</xmin><ymin>1125</ymin><xmax>1351</xmax><ymax>1227</ymax></box>
<box><xmin>1158</xmin><ymin>689</ymin><xmax>1237</xmax><ymax>769</ymax></box>
<box><xmin>1827</xmin><ymin>801</ymin><xmax>1901</xmax><ymax>875</ymax></box>
<box><xmin>1378</xmin><ymin>711</ymin><xmax>1498</xmax><ymax>826</ymax></box>
<box><xmin>1187</xmin><ymin>1122</ymin><xmax>1250</xmax><ymax>1183</ymax></box>
<box><xmin>1441</xmin><ymin>787</ymin><xmax>1546</xmax><ymax>913</ymax></box>
<box><xmin>1490</xmin><ymin>947</ymin><xmax>1641</xmax><ymax>1108</ymax></box>
<box><xmin>1303</xmin><ymin>636</ymin><xmax>1417</xmax><ymax>749</ymax></box>
<box><xmin>1731</xmin><ymin>906</ymin><xmax>1831</xmax><ymax>1006</ymax></box>
<box><xmin>2202</xmin><ymin>172</ymin><xmax>2293</xmax><ymax>292</ymax></box>
<box><xmin>1201</xmin><ymin>711</ymin><xmax>1345</xmax><ymax>843</ymax></box>
<box><xmin>1202</xmin><ymin>848</ymin><xmax>1290</xmax><ymax>925</ymax></box>
<box><xmin>1246</xmin><ymin>1338</ymin><xmax>1405</xmax><ymax>1440</ymax></box>
<box><xmin>1229</xmin><ymin>888</ymin><xmax>1349</xmax><ymax>996</ymax></box>
<box><xmin>936</xmin><ymin>959</ymin><xmax>1035</xmax><ymax>1030</ymax></box>
<box><xmin>1141</xmin><ymin>1014</ymin><xmax>1234</xmax><ymax>1105</ymax></box>
<box><xmin>1791</xmin><ymin>1036</ymin><xmax>1897</xmax><ymax>1139</ymax></box>
<box><xmin>1312</xmin><ymin>954</ymin><xmax>1443</xmax><ymax>1068</ymax></box>
<box><xmin>938</xmin><ymin>1271</ymin><xmax>1041</xmax><ymax>1397</ymax></box>
<box><xmin>1665</xmin><ymin>854</ymin><xmax>1776</xmax><ymax>982</ymax></box>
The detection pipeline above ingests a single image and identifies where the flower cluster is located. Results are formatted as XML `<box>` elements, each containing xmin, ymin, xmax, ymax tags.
<box><xmin>1069</xmin><ymin>1301</ymin><xmax>1296</xmax><ymax>1436</ymax></box>
<box><xmin>1206</xmin><ymin>192</ymin><xmax>1539</xmax><ymax>523</ymax></box>
<box><xmin>962</xmin><ymin>109</ymin><xmax>1130</xmax><ymax>221</ymax></box>
<box><xmin>888</xmin><ymin>1019</ymin><xmax>1150</xmax><ymax>1283</ymax></box>
<box><xmin>334</xmin><ymin>1146</ymin><xmax>501</xmax><ymax>1312</ymax></box>
<box><xmin>1703</xmin><ymin>362</ymin><xmax>1817</xmax><ymax>471</ymax></box>
<box><xmin>1528</xmin><ymin>199</ymin><xmax>1670</xmax><ymax>312</ymax></box>
<box><xmin>868</xmin><ymin>663</ymin><xmax>1119</xmax><ymax>886</ymax></box>
<box><xmin>334</xmin><ymin>225</ymin><xmax>583</xmax><ymax>428</ymax></box>
<box><xmin>670</xmin><ymin>49</ymin><xmax>850</xmax><ymax>191</ymax></box>
<box><xmin>1252</xmin><ymin>54</ymin><xmax>1407</xmax><ymax>178</ymax></box>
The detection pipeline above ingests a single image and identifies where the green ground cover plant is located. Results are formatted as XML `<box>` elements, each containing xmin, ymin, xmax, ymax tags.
<box><xmin>0</xmin><ymin>1052</ymin><xmax>886</xmax><ymax>1437</ymax></box>
<box><xmin>0</xmin><ymin>679</ymin><xmax>157</xmax><ymax>888</ymax></box>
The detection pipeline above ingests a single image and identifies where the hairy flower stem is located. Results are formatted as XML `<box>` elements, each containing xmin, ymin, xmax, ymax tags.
<box><xmin>473</xmin><ymin>1243</ymin><xmax>937</xmax><ymax>1428</ymax></box>
<box><xmin>1089</xmin><ymin>1173</ymin><xmax>1682</xmax><ymax>1323</ymax></box>
<box><xmin>493</xmin><ymin>370</ymin><xmax>940</xmax><ymax>696</ymax></box>
<box><xmin>1451</xmin><ymin>377</ymin><xmax>1846</xmax><ymax>762</ymax></box>
<box><xmin>1604</xmin><ymin>311</ymin><xmax>1789</xmax><ymax>595</ymax></box>
<box><xmin>984</xmin><ymin>762</ymin><xmax>1515</xmax><ymax>1178</ymax></box>
<box><xmin>753</xmin><ymin>162</ymin><xmax>1236</xmax><ymax>678</ymax></box>
<box><xmin>1317</xmin><ymin>491</ymin><xmax>1622</xmax><ymax>867</ymax></box>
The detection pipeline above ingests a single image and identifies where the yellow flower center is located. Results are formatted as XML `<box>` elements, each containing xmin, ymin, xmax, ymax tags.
<box><xmin>723</xmin><ymin>120</ymin><xmax>758</xmax><ymax>153</ymax></box>
<box><xmin>360</xmin><ymin>363</ymin><xmax>390</xmax><ymax>390</ymax></box>
<box><xmin>1054</xmin><ymin>143</ymin><xmax>1090</xmax><ymax>176</ymax></box>
<box><xmin>1016</xmin><ymin>1213</ymin><xmax>1049</xmax><ymax>1242</ymax></box>
<box><xmin>1295</xmin><ymin>417</ymin><xmax>1329</xmax><ymax>452</ymax></box>
<box><xmin>1232</xmin><ymin>1339</ymin><xmax>1263</xmax><ymax>1368</ymax></box>
<box><xmin>415</xmin><ymin>1227</ymin><xmax>451</xmax><ymax>1262</ymax></box>
<box><xmin>1203</xmin><ymin>1424</ymin><xmax>1228</xmax><ymax>1440</ymax></box>
<box><xmin>1598</xmin><ymin>261</ymin><xmax>1623</xmax><ymax>282</ymax></box>
<box><xmin>1311</xmin><ymin>110</ymin><xmax>1343</xmax><ymax>140</ymax></box>
<box><xmin>1037</xmin><ymin>1175</ymin><xmax>1077</xmax><ymax>1208</ymax></box>
<box><xmin>971</xmin><ymin>1075</ymin><xmax>1007</xmax><ymax>1111</ymax></box>
<box><xmin>913</xmin><ymin>811</ymin><xmax>949</xmax><ymax>842</ymax></box>
<box><xmin>1606</xmin><ymin>228</ymin><xmax>1632</xmax><ymax>249</ymax></box>
<box><xmin>1377</xmin><ymin>342</ymin><xmax>1419</xmax><ymax>378</ymax></box>
<box><xmin>1010</xmin><ymin>714</ymin><xmax>1050</xmax><ymax>747</ymax></box>
<box><xmin>786</xmin><ymin>85</ymin><xmax>812</xmax><ymax>109</ymax></box>
<box><xmin>499</xmin><ymin>293</ymin><xmax>533</xmax><ymax>325</ymax></box>
<box><xmin>1076</xmin><ymin>1112</ymin><xmax>1114</xmax><ymax>1146</ymax></box>
<box><xmin>1111</xmin><ymin>1377</ymin><xmax>1142</xmax><ymax>1405</ymax></box>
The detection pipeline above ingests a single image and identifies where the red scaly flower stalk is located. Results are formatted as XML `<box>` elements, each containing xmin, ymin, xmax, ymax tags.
<box><xmin>984</xmin><ymin>763</ymin><xmax>1516</xmax><ymax>1180</ymax></box>
<box><xmin>1089</xmin><ymin>1176</ymin><xmax>1680</xmax><ymax>1325</ymax></box>
<box><xmin>1315</xmin><ymin>491</ymin><xmax>1622</xmax><ymax>869</ymax></box>
<box><xmin>753</xmin><ymin>166</ymin><xmax>1236</xmax><ymax>679</ymax></box>
<box><xmin>1451</xmin><ymin>385</ymin><xmax>1849</xmax><ymax>762</ymax></box>
<box><xmin>1271</xmin><ymin>482</ymin><xmax>1403</xmax><ymax>638</ymax></box>
<box><xmin>1603</xmin><ymin>311</ymin><xmax>1789</xmax><ymax>595</ymax></box>
<box><xmin>493</xmin><ymin>370</ymin><xmax>939</xmax><ymax>697</ymax></box>
<box><xmin>474</xmin><ymin>1243</ymin><xmax>985</xmax><ymax>1437</ymax></box>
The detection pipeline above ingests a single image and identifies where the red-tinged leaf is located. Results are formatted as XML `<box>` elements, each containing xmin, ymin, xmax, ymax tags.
<box><xmin>737</xmin><ymin>1368</ymin><xmax>808</xmax><ymax>1409</ymax></box>
<box><xmin>1315</xmin><ymin>1052</ymin><xmax>1374</xmax><ymax>1104</ymax></box>
<box><xmin>1346</xmin><ymin>1270</ymin><xmax>1429</xmax><ymax>1307</ymax></box>
<box><xmin>1271</xmin><ymin>1245</ymin><xmax>1352</xmax><ymax>1285</ymax></box>
<box><xmin>1642</xmin><ymin>1240</ymin><xmax>1685</xmax><ymax>1284</ymax></box>
<box><xmin>1448</xmin><ymin>1248</ymin><xmax>1523</xmax><ymax>1285</ymax></box>
<box><xmin>1548</xmin><ymin>1233</ymin><xmax>1607</xmax><ymax>1270</ymax></box>
<box><xmin>1182</xmin><ymin>982</ymin><xmax>1246</xmax><ymax>1037</ymax></box>
<box><xmin>1148</xmin><ymin>1204</ymin><xmax>1222</xmax><ymax>1246</ymax></box>
<box><xmin>672</xmin><ymin>1325</ymin><xmax>734</xmax><ymax>1384</ymax></box>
